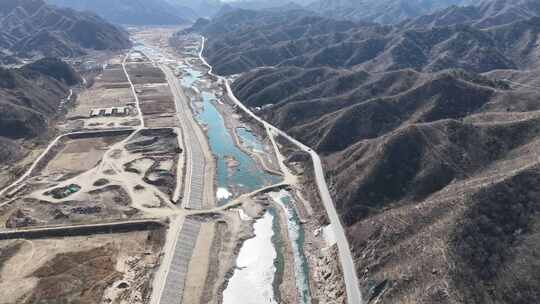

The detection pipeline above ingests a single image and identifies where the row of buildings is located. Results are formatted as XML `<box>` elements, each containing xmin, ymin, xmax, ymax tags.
<box><xmin>90</xmin><ymin>106</ymin><xmax>130</xmax><ymax>117</ymax></box>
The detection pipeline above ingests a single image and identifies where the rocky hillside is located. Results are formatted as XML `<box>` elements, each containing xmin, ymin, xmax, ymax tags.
<box><xmin>307</xmin><ymin>0</ymin><xmax>475</xmax><ymax>24</ymax></box>
<box><xmin>46</xmin><ymin>0</ymin><xmax>197</xmax><ymax>25</ymax></box>
<box><xmin>194</xmin><ymin>4</ymin><xmax>540</xmax><ymax>75</ymax></box>
<box><xmin>0</xmin><ymin>58</ymin><xmax>80</xmax><ymax>165</ymax></box>
<box><xmin>192</xmin><ymin>1</ymin><xmax>540</xmax><ymax>302</ymax></box>
<box><xmin>233</xmin><ymin>63</ymin><xmax>540</xmax><ymax>304</ymax></box>
<box><xmin>402</xmin><ymin>0</ymin><xmax>540</xmax><ymax>29</ymax></box>
<box><xmin>0</xmin><ymin>0</ymin><xmax>131</xmax><ymax>59</ymax></box>
<box><xmin>165</xmin><ymin>0</ymin><xmax>221</xmax><ymax>19</ymax></box>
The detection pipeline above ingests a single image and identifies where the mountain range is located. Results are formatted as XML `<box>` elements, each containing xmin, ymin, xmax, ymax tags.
<box><xmin>0</xmin><ymin>0</ymin><xmax>131</xmax><ymax>60</ymax></box>
<box><xmin>198</xmin><ymin>0</ymin><xmax>540</xmax><ymax>75</ymax></box>
<box><xmin>45</xmin><ymin>0</ymin><xmax>489</xmax><ymax>26</ymax></box>
<box><xmin>191</xmin><ymin>0</ymin><xmax>540</xmax><ymax>302</ymax></box>
<box><xmin>401</xmin><ymin>0</ymin><xmax>540</xmax><ymax>28</ymax></box>
<box><xmin>0</xmin><ymin>58</ymin><xmax>80</xmax><ymax>168</ymax></box>
<box><xmin>308</xmin><ymin>0</ymin><xmax>476</xmax><ymax>24</ymax></box>
<box><xmin>45</xmin><ymin>0</ymin><xmax>204</xmax><ymax>25</ymax></box>
<box><xmin>0</xmin><ymin>0</ymin><xmax>125</xmax><ymax>190</ymax></box>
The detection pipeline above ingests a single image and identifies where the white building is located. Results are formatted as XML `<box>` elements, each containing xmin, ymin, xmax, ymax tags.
<box><xmin>90</xmin><ymin>109</ymin><xmax>101</xmax><ymax>117</ymax></box>
<box><xmin>90</xmin><ymin>106</ymin><xmax>130</xmax><ymax>117</ymax></box>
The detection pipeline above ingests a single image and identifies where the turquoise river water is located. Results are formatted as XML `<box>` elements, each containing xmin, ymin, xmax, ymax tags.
<box><xmin>180</xmin><ymin>66</ymin><xmax>281</xmax><ymax>202</ymax></box>
<box><xmin>179</xmin><ymin>62</ymin><xmax>310</xmax><ymax>304</ymax></box>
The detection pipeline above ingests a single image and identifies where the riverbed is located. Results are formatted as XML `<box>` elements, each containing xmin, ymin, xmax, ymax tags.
<box><xmin>140</xmin><ymin>35</ymin><xmax>313</xmax><ymax>304</ymax></box>
<box><xmin>222</xmin><ymin>211</ymin><xmax>278</xmax><ymax>304</ymax></box>
<box><xmin>270</xmin><ymin>190</ymin><xmax>312</xmax><ymax>304</ymax></box>
<box><xmin>182</xmin><ymin>66</ymin><xmax>281</xmax><ymax>203</ymax></box>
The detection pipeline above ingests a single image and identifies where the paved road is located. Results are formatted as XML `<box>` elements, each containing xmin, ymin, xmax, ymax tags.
<box><xmin>199</xmin><ymin>36</ymin><xmax>364</xmax><ymax>304</ymax></box>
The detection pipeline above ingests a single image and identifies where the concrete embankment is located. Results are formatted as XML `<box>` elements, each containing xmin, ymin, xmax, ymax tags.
<box><xmin>66</xmin><ymin>129</ymin><xmax>134</xmax><ymax>140</ymax></box>
<box><xmin>0</xmin><ymin>219</ymin><xmax>165</xmax><ymax>240</ymax></box>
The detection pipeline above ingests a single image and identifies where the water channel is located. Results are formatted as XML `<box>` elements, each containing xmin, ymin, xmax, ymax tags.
<box><xmin>180</xmin><ymin>65</ymin><xmax>281</xmax><ymax>202</ymax></box>
<box><xmin>175</xmin><ymin>42</ymin><xmax>311</xmax><ymax>304</ymax></box>
<box><xmin>271</xmin><ymin>190</ymin><xmax>312</xmax><ymax>304</ymax></box>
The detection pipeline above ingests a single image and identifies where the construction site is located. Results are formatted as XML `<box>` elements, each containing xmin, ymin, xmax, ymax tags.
<box><xmin>0</xmin><ymin>45</ymin><xmax>184</xmax><ymax>304</ymax></box>
<box><xmin>0</xmin><ymin>28</ymin><xmax>349</xmax><ymax>304</ymax></box>
<box><xmin>64</xmin><ymin>58</ymin><xmax>140</xmax><ymax>132</ymax></box>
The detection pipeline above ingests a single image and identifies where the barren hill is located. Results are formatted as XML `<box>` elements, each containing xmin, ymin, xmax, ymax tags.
<box><xmin>0</xmin><ymin>0</ymin><xmax>131</xmax><ymax>60</ymax></box>
<box><xmin>233</xmin><ymin>64</ymin><xmax>540</xmax><ymax>304</ymax></box>
<box><xmin>192</xmin><ymin>1</ymin><xmax>540</xmax><ymax>302</ymax></box>
<box><xmin>195</xmin><ymin>5</ymin><xmax>540</xmax><ymax>75</ymax></box>
<box><xmin>307</xmin><ymin>0</ymin><xmax>476</xmax><ymax>24</ymax></box>
<box><xmin>46</xmin><ymin>0</ymin><xmax>197</xmax><ymax>25</ymax></box>
<box><xmin>0</xmin><ymin>58</ymin><xmax>80</xmax><ymax>170</ymax></box>
<box><xmin>401</xmin><ymin>0</ymin><xmax>540</xmax><ymax>29</ymax></box>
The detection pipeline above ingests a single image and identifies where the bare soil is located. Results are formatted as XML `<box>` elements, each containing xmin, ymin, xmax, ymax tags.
<box><xmin>44</xmin><ymin>135</ymin><xmax>127</xmax><ymax>174</ymax></box>
<box><xmin>0</xmin><ymin>229</ymin><xmax>165</xmax><ymax>304</ymax></box>
<box><xmin>126</xmin><ymin>64</ymin><xmax>167</xmax><ymax>85</ymax></box>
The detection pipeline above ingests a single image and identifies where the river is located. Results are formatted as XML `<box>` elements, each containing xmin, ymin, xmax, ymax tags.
<box><xmin>270</xmin><ymin>190</ymin><xmax>312</xmax><ymax>304</ymax></box>
<box><xmin>140</xmin><ymin>37</ymin><xmax>311</xmax><ymax>304</ymax></box>
<box><xmin>180</xmin><ymin>65</ymin><xmax>281</xmax><ymax>202</ymax></box>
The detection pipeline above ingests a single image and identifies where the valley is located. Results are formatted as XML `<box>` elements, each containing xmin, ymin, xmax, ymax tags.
<box><xmin>193</xmin><ymin>2</ymin><xmax>540</xmax><ymax>303</ymax></box>
<box><xmin>3</xmin><ymin>1</ymin><xmax>540</xmax><ymax>304</ymax></box>
<box><xmin>0</xmin><ymin>26</ymin><xmax>350</xmax><ymax>304</ymax></box>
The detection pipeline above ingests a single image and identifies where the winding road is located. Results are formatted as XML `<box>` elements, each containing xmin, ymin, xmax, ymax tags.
<box><xmin>199</xmin><ymin>37</ymin><xmax>364</xmax><ymax>304</ymax></box>
<box><xmin>0</xmin><ymin>35</ymin><xmax>363</xmax><ymax>304</ymax></box>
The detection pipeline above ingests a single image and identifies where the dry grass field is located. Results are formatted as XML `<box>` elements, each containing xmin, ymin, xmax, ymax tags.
<box><xmin>43</xmin><ymin>135</ymin><xmax>127</xmax><ymax>175</ymax></box>
<box><xmin>0</xmin><ymin>229</ymin><xmax>165</xmax><ymax>304</ymax></box>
